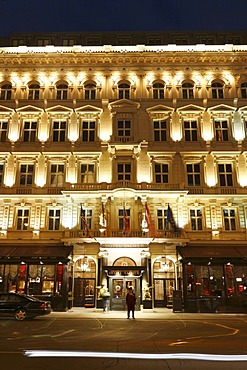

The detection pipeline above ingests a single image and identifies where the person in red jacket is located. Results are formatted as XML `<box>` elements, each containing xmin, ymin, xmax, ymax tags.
<box><xmin>126</xmin><ymin>286</ymin><xmax>136</xmax><ymax>319</ymax></box>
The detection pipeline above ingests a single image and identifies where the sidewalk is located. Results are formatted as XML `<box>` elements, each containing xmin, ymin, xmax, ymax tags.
<box><xmin>50</xmin><ymin>307</ymin><xmax>242</xmax><ymax>319</ymax></box>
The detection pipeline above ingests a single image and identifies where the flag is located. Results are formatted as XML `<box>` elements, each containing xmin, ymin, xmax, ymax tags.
<box><xmin>81</xmin><ymin>206</ymin><xmax>92</xmax><ymax>238</ymax></box>
<box><xmin>123</xmin><ymin>206</ymin><xmax>130</xmax><ymax>236</ymax></box>
<box><xmin>99</xmin><ymin>202</ymin><xmax>107</xmax><ymax>234</ymax></box>
<box><xmin>166</xmin><ymin>204</ymin><xmax>178</xmax><ymax>233</ymax></box>
<box><xmin>145</xmin><ymin>203</ymin><xmax>155</xmax><ymax>237</ymax></box>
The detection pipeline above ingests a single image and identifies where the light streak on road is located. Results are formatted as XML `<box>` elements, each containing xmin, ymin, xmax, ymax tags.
<box><xmin>24</xmin><ymin>350</ymin><xmax>247</xmax><ymax>362</ymax></box>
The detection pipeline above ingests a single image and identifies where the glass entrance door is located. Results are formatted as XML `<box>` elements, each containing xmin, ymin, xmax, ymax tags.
<box><xmin>154</xmin><ymin>278</ymin><xmax>175</xmax><ymax>308</ymax></box>
<box><xmin>109</xmin><ymin>277</ymin><xmax>140</xmax><ymax>311</ymax></box>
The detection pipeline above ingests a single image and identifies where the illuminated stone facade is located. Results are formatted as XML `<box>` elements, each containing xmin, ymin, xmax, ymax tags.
<box><xmin>1</xmin><ymin>32</ymin><xmax>247</xmax><ymax>312</ymax></box>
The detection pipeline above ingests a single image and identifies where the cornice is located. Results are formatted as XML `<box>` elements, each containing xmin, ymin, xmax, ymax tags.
<box><xmin>1</xmin><ymin>54</ymin><xmax>247</xmax><ymax>68</ymax></box>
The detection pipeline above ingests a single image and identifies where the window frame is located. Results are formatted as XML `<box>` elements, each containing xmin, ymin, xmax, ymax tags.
<box><xmin>186</xmin><ymin>163</ymin><xmax>201</xmax><ymax>187</ymax></box>
<box><xmin>183</xmin><ymin>120</ymin><xmax>198</xmax><ymax>141</ymax></box>
<box><xmin>56</xmin><ymin>83</ymin><xmax>68</xmax><ymax>100</ymax></box>
<box><xmin>182</xmin><ymin>82</ymin><xmax>194</xmax><ymax>99</ymax></box>
<box><xmin>153</xmin><ymin>119</ymin><xmax>167</xmax><ymax>141</ymax></box>
<box><xmin>218</xmin><ymin>163</ymin><xmax>234</xmax><ymax>187</ymax></box>
<box><xmin>154</xmin><ymin>162</ymin><xmax>169</xmax><ymax>184</ymax></box>
<box><xmin>0</xmin><ymin>84</ymin><xmax>12</xmax><ymax>100</ymax></box>
<box><xmin>52</xmin><ymin>120</ymin><xmax>66</xmax><ymax>142</ymax></box>
<box><xmin>152</xmin><ymin>83</ymin><xmax>165</xmax><ymax>99</ymax></box>
<box><xmin>16</xmin><ymin>208</ymin><xmax>30</xmax><ymax>230</ymax></box>
<box><xmin>214</xmin><ymin>120</ymin><xmax>229</xmax><ymax>141</ymax></box>
<box><xmin>50</xmin><ymin>163</ymin><xmax>65</xmax><ymax>187</ymax></box>
<box><xmin>23</xmin><ymin>120</ymin><xmax>37</xmax><ymax>142</ymax></box>
<box><xmin>19</xmin><ymin>163</ymin><xmax>34</xmax><ymax>187</ymax></box>
<box><xmin>118</xmin><ymin>83</ymin><xmax>130</xmax><ymax>99</ymax></box>
<box><xmin>222</xmin><ymin>208</ymin><xmax>237</xmax><ymax>231</ymax></box>
<box><xmin>0</xmin><ymin>121</ymin><xmax>8</xmax><ymax>142</ymax></box>
<box><xmin>190</xmin><ymin>208</ymin><xmax>203</xmax><ymax>231</ymax></box>
<box><xmin>28</xmin><ymin>83</ymin><xmax>40</xmax><ymax>100</ymax></box>
<box><xmin>48</xmin><ymin>208</ymin><xmax>61</xmax><ymax>231</ymax></box>
<box><xmin>81</xmin><ymin>119</ymin><xmax>96</xmax><ymax>142</ymax></box>
<box><xmin>211</xmin><ymin>82</ymin><xmax>224</xmax><ymax>99</ymax></box>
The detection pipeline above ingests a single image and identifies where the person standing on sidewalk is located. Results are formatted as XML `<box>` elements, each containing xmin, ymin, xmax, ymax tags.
<box><xmin>126</xmin><ymin>286</ymin><xmax>136</xmax><ymax>319</ymax></box>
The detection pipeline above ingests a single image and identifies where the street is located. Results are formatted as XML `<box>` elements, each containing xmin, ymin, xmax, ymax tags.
<box><xmin>0</xmin><ymin>309</ymin><xmax>247</xmax><ymax>369</ymax></box>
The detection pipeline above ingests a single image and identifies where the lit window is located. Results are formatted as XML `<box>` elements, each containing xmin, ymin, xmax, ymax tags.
<box><xmin>80</xmin><ymin>164</ymin><xmax>95</xmax><ymax>183</ymax></box>
<box><xmin>214</xmin><ymin>120</ymin><xmax>228</xmax><ymax>141</ymax></box>
<box><xmin>50</xmin><ymin>164</ymin><xmax>64</xmax><ymax>187</ymax></box>
<box><xmin>17</xmin><ymin>209</ymin><xmax>29</xmax><ymax>230</ymax></box>
<box><xmin>223</xmin><ymin>208</ymin><xmax>236</xmax><ymax>231</ymax></box>
<box><xmin>80</xmin><ymin>208</ymin><xmax>92</xmax><ymax>230</ymax></box>
<box><xmin>118</xmin><ymin>208</ymin><xmax>130</xmax><ymax>230</ymax></box>
<box><xmin>190</xmin><ymin>209</ymin><xmax>203</xmax><ymax>230</ymax></box>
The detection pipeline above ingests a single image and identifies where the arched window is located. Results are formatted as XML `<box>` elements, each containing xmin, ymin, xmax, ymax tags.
<box><xmin>182</xmin><ymin>82</ymin><xmax>194</xmax><ymax>99</ymax></box>
<box><xmin>84</xmin><ymin>83</ymin><xmax>96</xmax><ymax>100</ymax></box>
<box><xmin>118</xmin><ymin>83</ymin><xmax>130</xmax><ymax>99</ymax></box>
<box><xmin>211</xmin><ymin>82</ymin><xmax>224</xmax><ymax>99</ymax></box>
<box><xmin>28</xmin><ymin>83</ymin><xmax>40</xmax><ymax>100</ymax></box>
<box><xmin>153</xmin><ymin>83</ymin><xmax>165</xmax><ymax>99</ymax></box>
<box><xmin>241</xmin><ymin>82</ymin><xmax>247</xmax><ymax>98</ymax></box>
<box><xmin>56</xmin><ymin>83</ymin><xmax>68</xmax><ymax>100</ymax></box>
<box><xmin>0</xmin><ymin>84</ymin><xmax>12</xmax><ymax>100</ymax></box>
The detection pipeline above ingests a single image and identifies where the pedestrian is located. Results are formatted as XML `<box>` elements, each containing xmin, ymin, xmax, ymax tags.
<box><xmin>126</xmin><ymin>286</ymin><xmax>136</xmax><ymax>319</ymax></box>
<box><xmin>100</xmin><ymin>285</ymin><xmax>110</xmax><ymax>313</ymax></box>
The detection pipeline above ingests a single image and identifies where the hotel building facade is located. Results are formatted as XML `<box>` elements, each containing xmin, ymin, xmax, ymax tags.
<box><xmin>0</xmin><ymin>31</ymin><xmax>247</xmax><ymax>312</ymax></box>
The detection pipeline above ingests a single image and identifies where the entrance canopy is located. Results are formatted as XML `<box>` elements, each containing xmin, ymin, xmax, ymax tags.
<box><xmin>177</xmin><ymin>245</ymin><xmax>247</xmax><ymax>262</ymax></box>
<box><xmin>0</xmin><ymin>245</ymin><xmax>73</xmax><ymax>263</ymax></box>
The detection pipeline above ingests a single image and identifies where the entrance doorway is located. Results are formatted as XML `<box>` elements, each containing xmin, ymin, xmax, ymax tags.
<box><xmin>109</xmin><ymin>277</ymin><xmax>140</xmax><ymax>311</ymax></box>
<box><xmin>154</xmin><ymin>278</ymin><xmax>175</xmax><ymax>307</ymax></box>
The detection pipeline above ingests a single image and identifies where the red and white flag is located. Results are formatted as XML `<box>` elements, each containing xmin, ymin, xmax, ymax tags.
<box><xmin>123</xmin><ymin>207</ymin><xmax>130</xmax><ymax>236</ymax></box>
<box><xmin>145</xmin><ymin>203</ymin><xmax>155</xmax><ymax>237</ymax></box>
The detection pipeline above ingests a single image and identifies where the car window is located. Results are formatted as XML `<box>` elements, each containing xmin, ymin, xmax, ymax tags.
<box><xmin>8</xmin><ymin>295</ymin><xmax>22</xmax><ymax>302</ymax></box>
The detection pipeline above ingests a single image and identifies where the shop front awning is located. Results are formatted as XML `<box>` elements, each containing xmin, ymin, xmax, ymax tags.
<box><xmin>177</xmin><ymin>245</ymin><xmax>247</xmax><ymax>261</ymax></box>
<box><xmin>0</xmin><ymin>245</ymin><xmax>73</xmax><ymax>263</ymax></box>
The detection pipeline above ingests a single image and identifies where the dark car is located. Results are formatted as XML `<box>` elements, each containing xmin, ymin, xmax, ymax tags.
<box><xmin>0</xmin><ymin>293</ymin><xmax>52</xmax><ymax>321</ymax></box>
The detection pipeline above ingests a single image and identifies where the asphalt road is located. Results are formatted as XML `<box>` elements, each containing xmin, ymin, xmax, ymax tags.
<box><xmin>0</xmin><ymin>309</ymin><xmax>247</xmax><ymax>370</ymax></box>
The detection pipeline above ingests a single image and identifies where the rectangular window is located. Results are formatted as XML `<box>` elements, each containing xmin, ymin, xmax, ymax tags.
<box><xmin>23</xmin><ymin>121</ymin><xmax>37</xmax><ymax>142</ymax></box>
<box><xmin>0</xmin><ymin>164</ymin><xmax>3</xmax><ymax>186</ymax></box>
<box><xmin>187</xmin><ymin>163</ymin><xmax>201</xmax><ymax>186</ymax></box>
<box><xmin>116</xmin><ymin>120</ymin><xmax>132</xmax><ymax>142</ymax></box>
<box><xmin>17</xmin><ymin>209</ymin><xmax>29</xmax><ymax>230</ymax></box>
<box><xmin>118</xmin><ymin>208</ymin><xmax>130</xmax><ymax>230</ymax></box>
<box><xmin>19</xmin><ymin>164</ymin><xmax>34</xmax><ymax>186</ymax></box>
<box><xmin>190</xmin><ymin>209</ymin><xmax>203</xmax><ymax>230</ymax></box>
<box><xmin>223</xmin><ymin>208</ymin><xmax>236</xmax><ymax>231</ymax></box>
<box><xmin>53</xmin><ymin>121</ymin><xmax>66</xmax><ymax>142</ymax></box>
<box><xmin>218</xmin><ymin>163</ymin><xmax>233</xmax><ymax>186</ymax></box>
<box><xmin>154</xmin><ymin>120</ymin><xmax>167</xmax><ymax>141</ymax></box>
<box><xmin>157</xmin><ymin>209</ymin><xmax>167</xmax><ymax>230</ymax></box>
<box><xmin>184</xmin><ymin>121</ymin><xmax>198</xmax><ymax>141</ymax></box>
<box><xmin>50</xmin><ymin>164</ymin><xmax>64</xmax><ymax>186</ymax></box>
<box><xmin>81</xmin><ymin>208</ymin><xmax>92</xmax><ymax>230</ymax></box>
<box><xmin>154</xmin><ymin>163</ymin><xmax>168</xmax><ymax>183</ymax></box>
<box><xmin>215</xmin><ymin>120</ymin><xmax>228</xmax><ymax>141</ymax></box>
<box><xmin>82</xmin><ymin>121</ymin><xmax>95</xmax><ymax>142</ymax></box>
<box><xmin>80</xmin><ymin>164</ymin><xmax>95</xmax><ymax>183</ymax></box>
<box><xmin>0</xmin><ymin>121</ymin><xmax>8</xmax><ymax>142</ymax></box>
<box><xmin>117</xmin><ymin>163</ymin><xmax>131</xmax><ymax>181</ymax></box>
<box><xmin>48</xmin><ymin>209</ymin><xmax>61</xmax><ymax>230</ymax></box>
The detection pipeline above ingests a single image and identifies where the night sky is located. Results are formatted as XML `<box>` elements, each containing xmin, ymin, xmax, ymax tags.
<box><xmin>0</xmin><ymin>0</ymin><xmax>246</xmax><ymax>37</ymax></box>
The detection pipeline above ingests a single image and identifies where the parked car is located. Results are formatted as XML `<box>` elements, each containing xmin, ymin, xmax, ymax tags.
<box><xmin>0</xmin><ymin>293</ymin><xmax>52</xmax><ymax>321</ymax></box>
